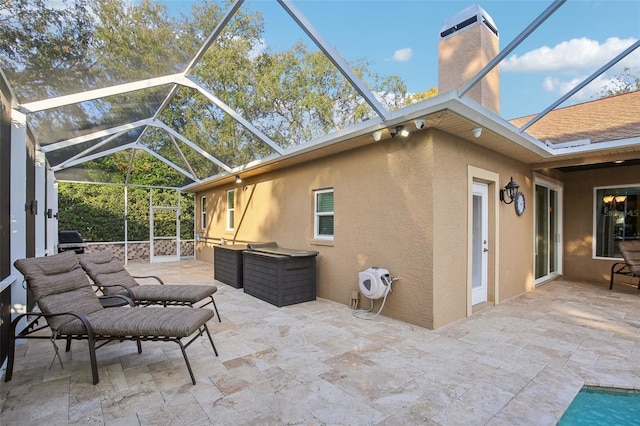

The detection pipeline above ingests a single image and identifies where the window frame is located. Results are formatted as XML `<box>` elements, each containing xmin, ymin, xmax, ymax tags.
<box><xmin>593</xmin><ymin>183</ymin><xmax>640</xmax><ymax>260</ymax></box>
<box><xmin>226</xmin><ymin>189</ymin><xmax>235</xmax><ymax>231</ymax></box>
<box><xmin>314</xmin><ymin>188</ymin><xmax>334</xmax><ymax>240</ymax></box>
<box><xmin>200</xmin><ymin>195</ymin><xmax>207</xmax><ymax>230</ymax></box>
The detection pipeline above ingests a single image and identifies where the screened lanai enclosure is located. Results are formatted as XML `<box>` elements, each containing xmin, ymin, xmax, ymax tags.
<box><xmin>1</xmin><ymin>0</ymin><xmax>639</xmax><ymax>362</ymax></box>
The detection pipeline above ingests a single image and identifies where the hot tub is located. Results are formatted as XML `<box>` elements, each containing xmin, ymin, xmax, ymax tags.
<box><xmin>242</xmin><ymin>242</ymin><xmax>319</xmax><ymax>307</ymax></box>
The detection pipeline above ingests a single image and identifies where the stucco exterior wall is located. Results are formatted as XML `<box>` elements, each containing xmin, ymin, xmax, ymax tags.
<box><xmin>196</xmin><ymin>129</ymin><xmax>535</xmax><ymax>329</ymax></box>
<box><xmin>562</xmin><ymin>164</ymin><xmax>640</xmax><ymax>284</ymax></box>
<box><xmin>431</xmin><ymin>130</ymin><xmax>533</xmax><ymax>328</ymax></box>
<box><xmin>197</xmin><ymin>131</ymin><xmax>436</xmax><ymax>327</ymax></box>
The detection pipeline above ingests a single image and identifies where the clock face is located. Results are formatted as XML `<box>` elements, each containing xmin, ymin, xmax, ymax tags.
<box><xmin>515</xmin><ymin>192</ymin><xmax>526</xmax><ymax>216</ymax></box>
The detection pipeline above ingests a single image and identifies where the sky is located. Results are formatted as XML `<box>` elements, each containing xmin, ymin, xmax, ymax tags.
<box><xmin>118</xmin><ymin>1</ymin><xmax>640</xmax><ymax>119</ymax></box>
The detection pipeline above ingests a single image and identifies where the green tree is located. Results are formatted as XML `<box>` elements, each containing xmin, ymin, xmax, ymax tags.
<box><xmin>2</xmin><ymin>0</ymin><xmax>436</xmax><ymax>243</ymax></box>
<box><xmin>599</xmin><ymin>67</ymin><xmax>640</xmax><ymax>98</ymax></box>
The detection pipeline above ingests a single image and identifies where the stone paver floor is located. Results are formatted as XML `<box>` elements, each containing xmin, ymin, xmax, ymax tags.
<box><xmin>1</xmin><ymin>259</ymin><xmax>639</xmax><ymax>425</ymax></box>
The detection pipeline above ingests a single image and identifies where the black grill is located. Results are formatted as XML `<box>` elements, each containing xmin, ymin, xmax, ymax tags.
<box><xmin>58</xmin><ymin>230</ymin><xmax>88</xmax><ymax>254</ymax></box>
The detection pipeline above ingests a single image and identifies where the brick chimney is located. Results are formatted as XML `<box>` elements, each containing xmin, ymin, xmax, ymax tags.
<box><xmin>438</xmin><ymin>4</ymin><xmax>500</xmax><ymax>114</ymax></box>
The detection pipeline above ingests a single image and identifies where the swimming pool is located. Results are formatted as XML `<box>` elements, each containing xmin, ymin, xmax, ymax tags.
<box><xmin>558</xmin><ymin>386</ymin><xmax>640</xmax><ymax>425</ymax></box>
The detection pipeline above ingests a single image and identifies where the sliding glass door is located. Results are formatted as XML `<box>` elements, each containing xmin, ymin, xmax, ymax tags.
<box><xmin>535</xmin><ymin>178</ymin><xmax>563</xmax><ymax>284</ymax></box>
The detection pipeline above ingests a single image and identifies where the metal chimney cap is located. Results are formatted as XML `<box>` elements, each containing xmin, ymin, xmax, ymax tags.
<box><xmin>439</xmin><ymin>4</ymin><xmax>498</xmax><ymax>39</ymax></box>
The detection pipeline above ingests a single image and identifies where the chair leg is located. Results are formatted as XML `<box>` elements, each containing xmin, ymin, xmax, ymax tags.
<box><xmin>211</xmin><ymin>296</ymin><xmax>221</xmax><ymax>322</ymax></box>
<box><xmin>4</xmin><ymin>318</ymin><xmax>19</xmax><ymax>382</ymax></box>
<box><xmin>87</xmin><ymin>335</ymin><xmax>99</xmax><ymax>385</ymax></box>
<box><xmin>177</xmin><ymin>340</ymin><xmax>196</xmax><ymax>385</ymax></box>
<box><xmin>203</xmin><ymin>324</ymin><xmax>218</xmax><ymax>356</ymax></box>
<box><xmin>610</xmin><ymin>263</ymin><xmax>616</xmax><ymax>289</ymax></box>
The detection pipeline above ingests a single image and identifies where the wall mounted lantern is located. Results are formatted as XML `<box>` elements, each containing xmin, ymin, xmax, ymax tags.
<box><xmin>500</xmin><ymin>177</ymin><xmax>519</xmax><ymax>204</ymax></box>
<box><xmin>500</xmin><ymin>177</ymin><xmax>526</xmax><ymax>216</ymax></box>
<box><xmin>235</xmin><ymin>175</ymin><xmax>242</xmax><ymax>184</ymax></box>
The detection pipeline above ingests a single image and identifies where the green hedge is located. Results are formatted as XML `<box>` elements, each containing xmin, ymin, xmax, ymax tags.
<box><xmin>58</xmin><ymin>183</ymin><xmax>194</xmax><ymax>242</ymax></box>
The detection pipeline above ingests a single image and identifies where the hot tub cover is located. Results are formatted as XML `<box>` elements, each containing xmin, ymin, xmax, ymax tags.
<box><xmin>247</xmin><ymin>242</ymin><xmax>318</xmax><ymax>257</ymax></box>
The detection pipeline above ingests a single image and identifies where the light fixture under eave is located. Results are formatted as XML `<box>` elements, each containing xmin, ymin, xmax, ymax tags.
<box><xmin>235</xmin><ymin>175</ymin><xmax>242</xmax><ymax>184</ymax></box>
<box><xmin>499</xmin><ymin>177</ymin><xmax>520</xmax><ymax>204</ymax></box>
<box><xmin>372</xmin><ymin>130</ymin><xmax>382</xmax><ymax>142</ymax></box>
<box><xmin>472</xmin><ymin>127</ymin><xmax>482</xmax><ymax>138</ymax></box>
<box><xmin>391</xmin><ymin>125</ymin><xmax>409</xmax><ymax>138</ymax></box>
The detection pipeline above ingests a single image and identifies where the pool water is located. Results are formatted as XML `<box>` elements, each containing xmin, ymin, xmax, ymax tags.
<box><xmin>558</xmin><ymin>386</ymin><xmax>640</xmax><ymax>425</ymax></box>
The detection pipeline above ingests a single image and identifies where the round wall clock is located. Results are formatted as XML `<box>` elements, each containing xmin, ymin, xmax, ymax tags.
<box><xmin>515</xmin><ymin>192</ymin><xmax>526</xmax><ymax>216</ymax></box>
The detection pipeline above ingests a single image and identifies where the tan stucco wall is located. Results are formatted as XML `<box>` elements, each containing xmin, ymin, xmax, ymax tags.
<box><xmin>430</xmin><ymin>130</ymin><xmax>533</xmax><ymax>328</ymax></box>
<box><xmin>196</xmin><ymin>129</ymin><xmax>534</xmax><ymax>329</ymax></box>
<box><xmin>198</xmin><ymin>132</ymin><xmax>436</xmax><ymax>327</ymax></box>
<box><xmin>562</xmin><ymin>164</ymin><xmax>640</xmax><ymax>284</ymax></box>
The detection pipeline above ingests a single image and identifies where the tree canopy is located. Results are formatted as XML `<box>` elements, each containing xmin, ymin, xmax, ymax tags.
<box><xmin>598</xmin><ymin>67</ymin><xmax>640</xmax><ymax>98</ymax></box>
<box><xmin>0</xmin><ymin>0</ymin><xmax>438</xmax><ymax>187</ymax></box>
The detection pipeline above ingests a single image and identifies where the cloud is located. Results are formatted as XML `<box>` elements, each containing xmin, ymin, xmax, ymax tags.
<box><xmin>502</xmin><ymin>37</ymin><xmax>638</xmax><ymax>73</ymax></box>
<box><xmin>390</xmin><ymin>47</ymin><xmax>412</xmax><ymax>62</ymax></box>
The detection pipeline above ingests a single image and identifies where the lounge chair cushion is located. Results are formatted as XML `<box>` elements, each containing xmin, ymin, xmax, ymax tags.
<box><xmin>129</xmin><ymin>285</ymin><xmax>217</xmax><ymax>303</ymax></box>
<box><xmin>58</xmin><ymin>306</ymin><xmax>214</xmax><ymax>337</ymax></box>
<box><xmin>78</xmin><ymin>250</ymin><xmax>140</xmax><ymax>294</ymax></box>
<box><xmin>79</xmin><ymin>250</ymin><xmax>218</xmax><ymax>303</ymax></box>
<box><xmin>618</xmin><ymin>240</ymin><xmax>640</xmax><ymax>275</ymax></box>
<box><xmin>14</xmin><ymin>251</ymin><xmax>104</xmax><ymax>331</ymax></box>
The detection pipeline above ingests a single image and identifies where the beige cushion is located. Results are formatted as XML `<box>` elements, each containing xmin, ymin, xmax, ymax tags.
<box><xmin>618</xmin><ymin>240</ymin><xmax>640</xmax><ymax>275</ymax></box>
<box><xmin>14</xmin><ymin>251</ymin><xmax>104</xmax><ymax>331</ymax></box>
<box><xmin>79</xmin><ymin>250</ymin><xmax>218</xmax><ymax>304</ymax></box>
<box><xmin>78</xmin><ymin>250</ymin><xmax>139</xmax><ymax>295</ymax></box>
<box><xmin>58</xmin><ymin>306</ymin><xmax>214</xmax><ymax>337</ymax></box>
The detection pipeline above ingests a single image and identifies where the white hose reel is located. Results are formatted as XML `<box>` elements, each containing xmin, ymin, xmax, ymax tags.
<box><xmin>354</xmin><ymin>267</ymin><xmax>398</xmax><ymax>319</ymax></box>
<box><xmin>358</xmin><ymin>267</ymin><xmax>392</xmax><ymax>299</ymax></box>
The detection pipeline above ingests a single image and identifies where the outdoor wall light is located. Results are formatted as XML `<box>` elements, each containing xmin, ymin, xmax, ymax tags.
<box><xmin>500</xmin><ymin>177</ymin><xmax>520</xmax><ymax>204</ymax></box>
<box><xmin>603</xmin><ymin>195</ymin><xmax>627</xmax><ymax>206</ymax></box>
<box><xmin>372</xmin><ymin>130</ymin><xmax>383</xmax><ymax>142</ymax></box>
<box><xmin>235</xmin><ymin>175</ymin><xmax>242</xmax><ymax>184</ymax></box>
<box><xmin>415</xmin><ymin>119</ymin><xmax>425</xmax><ymax>129</ymax></box>
<box><xmin>472</xmin><ymin>127</ymin><xmax>482</xmax><ymax>138</ymax></box>
<box><xmin>390</xmin><ymin>125</ymin><xmax>409</xmax><ymax>138</ymax></box>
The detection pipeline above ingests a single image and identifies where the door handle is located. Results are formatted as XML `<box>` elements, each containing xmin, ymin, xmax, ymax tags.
<box><xmin>483</xmin><ymin>248</ymin><xmax>489</xmax><ymax>252</ymax></box>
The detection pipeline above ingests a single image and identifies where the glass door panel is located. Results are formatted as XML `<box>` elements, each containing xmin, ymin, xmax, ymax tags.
<box><xmin>535</xmin><ymin>185</ymin><xmax>549</xmax><ymax>280</ymax></box>
<box><xmin>535</xmin><ymin>179</ymin><xmax>563</xmax><ymax>284</ymax></box>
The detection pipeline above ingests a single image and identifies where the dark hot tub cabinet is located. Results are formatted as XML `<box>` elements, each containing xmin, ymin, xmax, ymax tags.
<box><xmin>242</xmin><ymin>242</ymin><xmax>319</xmax><ymax>307</ymax></box>
<box><xmin>214</xmin><ymin>244</ymin><xmax>247</xmax><ymax>288</ymax></box>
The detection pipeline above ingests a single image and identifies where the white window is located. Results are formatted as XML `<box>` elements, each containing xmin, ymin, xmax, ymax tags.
<box><xmin>226</xmin><ymin>190</ymin><xmax>235</xmax><ymax>231</ymax></box>
<box><xmin>314</xmin><ymin>189</ymin><xmax>334</xmax><ymax>239</ymax></box>
<box><xmin>594</xmin><ymin>185</ymin><xmax>640</xmax><ymax>259</ymax></box>
<box><xmin>200</xmin><ymin>196</ymin><xmax>207</xmax><ymax>230</ymax></box>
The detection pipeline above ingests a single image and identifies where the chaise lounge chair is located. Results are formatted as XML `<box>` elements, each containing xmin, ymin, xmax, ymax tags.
<box><xmin>9</xmin><ymin>250</ymin><xmax>218</xmax><ymax>385</ymax></box>
<box><xmin>78</xmin><ymin>250</ymin><xmax>221</xmax><ymax>322</ymax></box>
<box><xmin>609</xmin><ymin>240</ymin><xmax>640</xmax><ymax>290</ymax></box>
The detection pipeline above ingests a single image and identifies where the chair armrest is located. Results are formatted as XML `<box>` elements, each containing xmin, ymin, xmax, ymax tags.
<box><xmin>133</xmin><ymin>275</ymin><xmax>165</xmax><ymax>285</ymax></box>
<box><xmin>12</xmin><ymin>311</ymin><xmax>95</xmax><ymax>339</ymax></box>
<box><xmin>96</xmin><ymin>283</ymin><xmax>137</xmax><ymax>302</ymax></box>
<box><xmin>99</xmin><ymin>295</ymin><xmax>134</xmax><ymax>308</ymax></box>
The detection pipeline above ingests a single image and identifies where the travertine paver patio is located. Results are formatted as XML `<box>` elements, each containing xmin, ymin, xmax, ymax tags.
<box><xmin>1</xmin><ymin>259</ymin><xmax>639</xmax><ymax>425</ymax></box>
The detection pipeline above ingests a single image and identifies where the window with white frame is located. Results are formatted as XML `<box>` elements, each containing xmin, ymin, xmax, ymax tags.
<box><xmin>226</xmin><ymin>189</ymin><xmax>235</xmax><ymax>231</ymax></box>
<box><xmin>314</xmin><ymin>189</ymin><xmax>334</xmax><ymax>239</ymax></box>
<box><xmin>595</xmin><ymin>185</ymin><xmax>640</xmax><ymax>258</ymax></box>
<box><xmin>200</xmin><ymin>196</ymin><xmax>207</xmax><ymax>229</ymax></box>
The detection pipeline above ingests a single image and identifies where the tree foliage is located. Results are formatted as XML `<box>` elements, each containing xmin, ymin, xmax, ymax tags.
<box><xmin>1</xmin><ymin>0</ymin><xmax>437</xmax><ymax>242</ymax></box>
<box><xmin>598</xmin><ymin>67</ymin><xmax>640</xmax><ymax>98</ymax></box>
